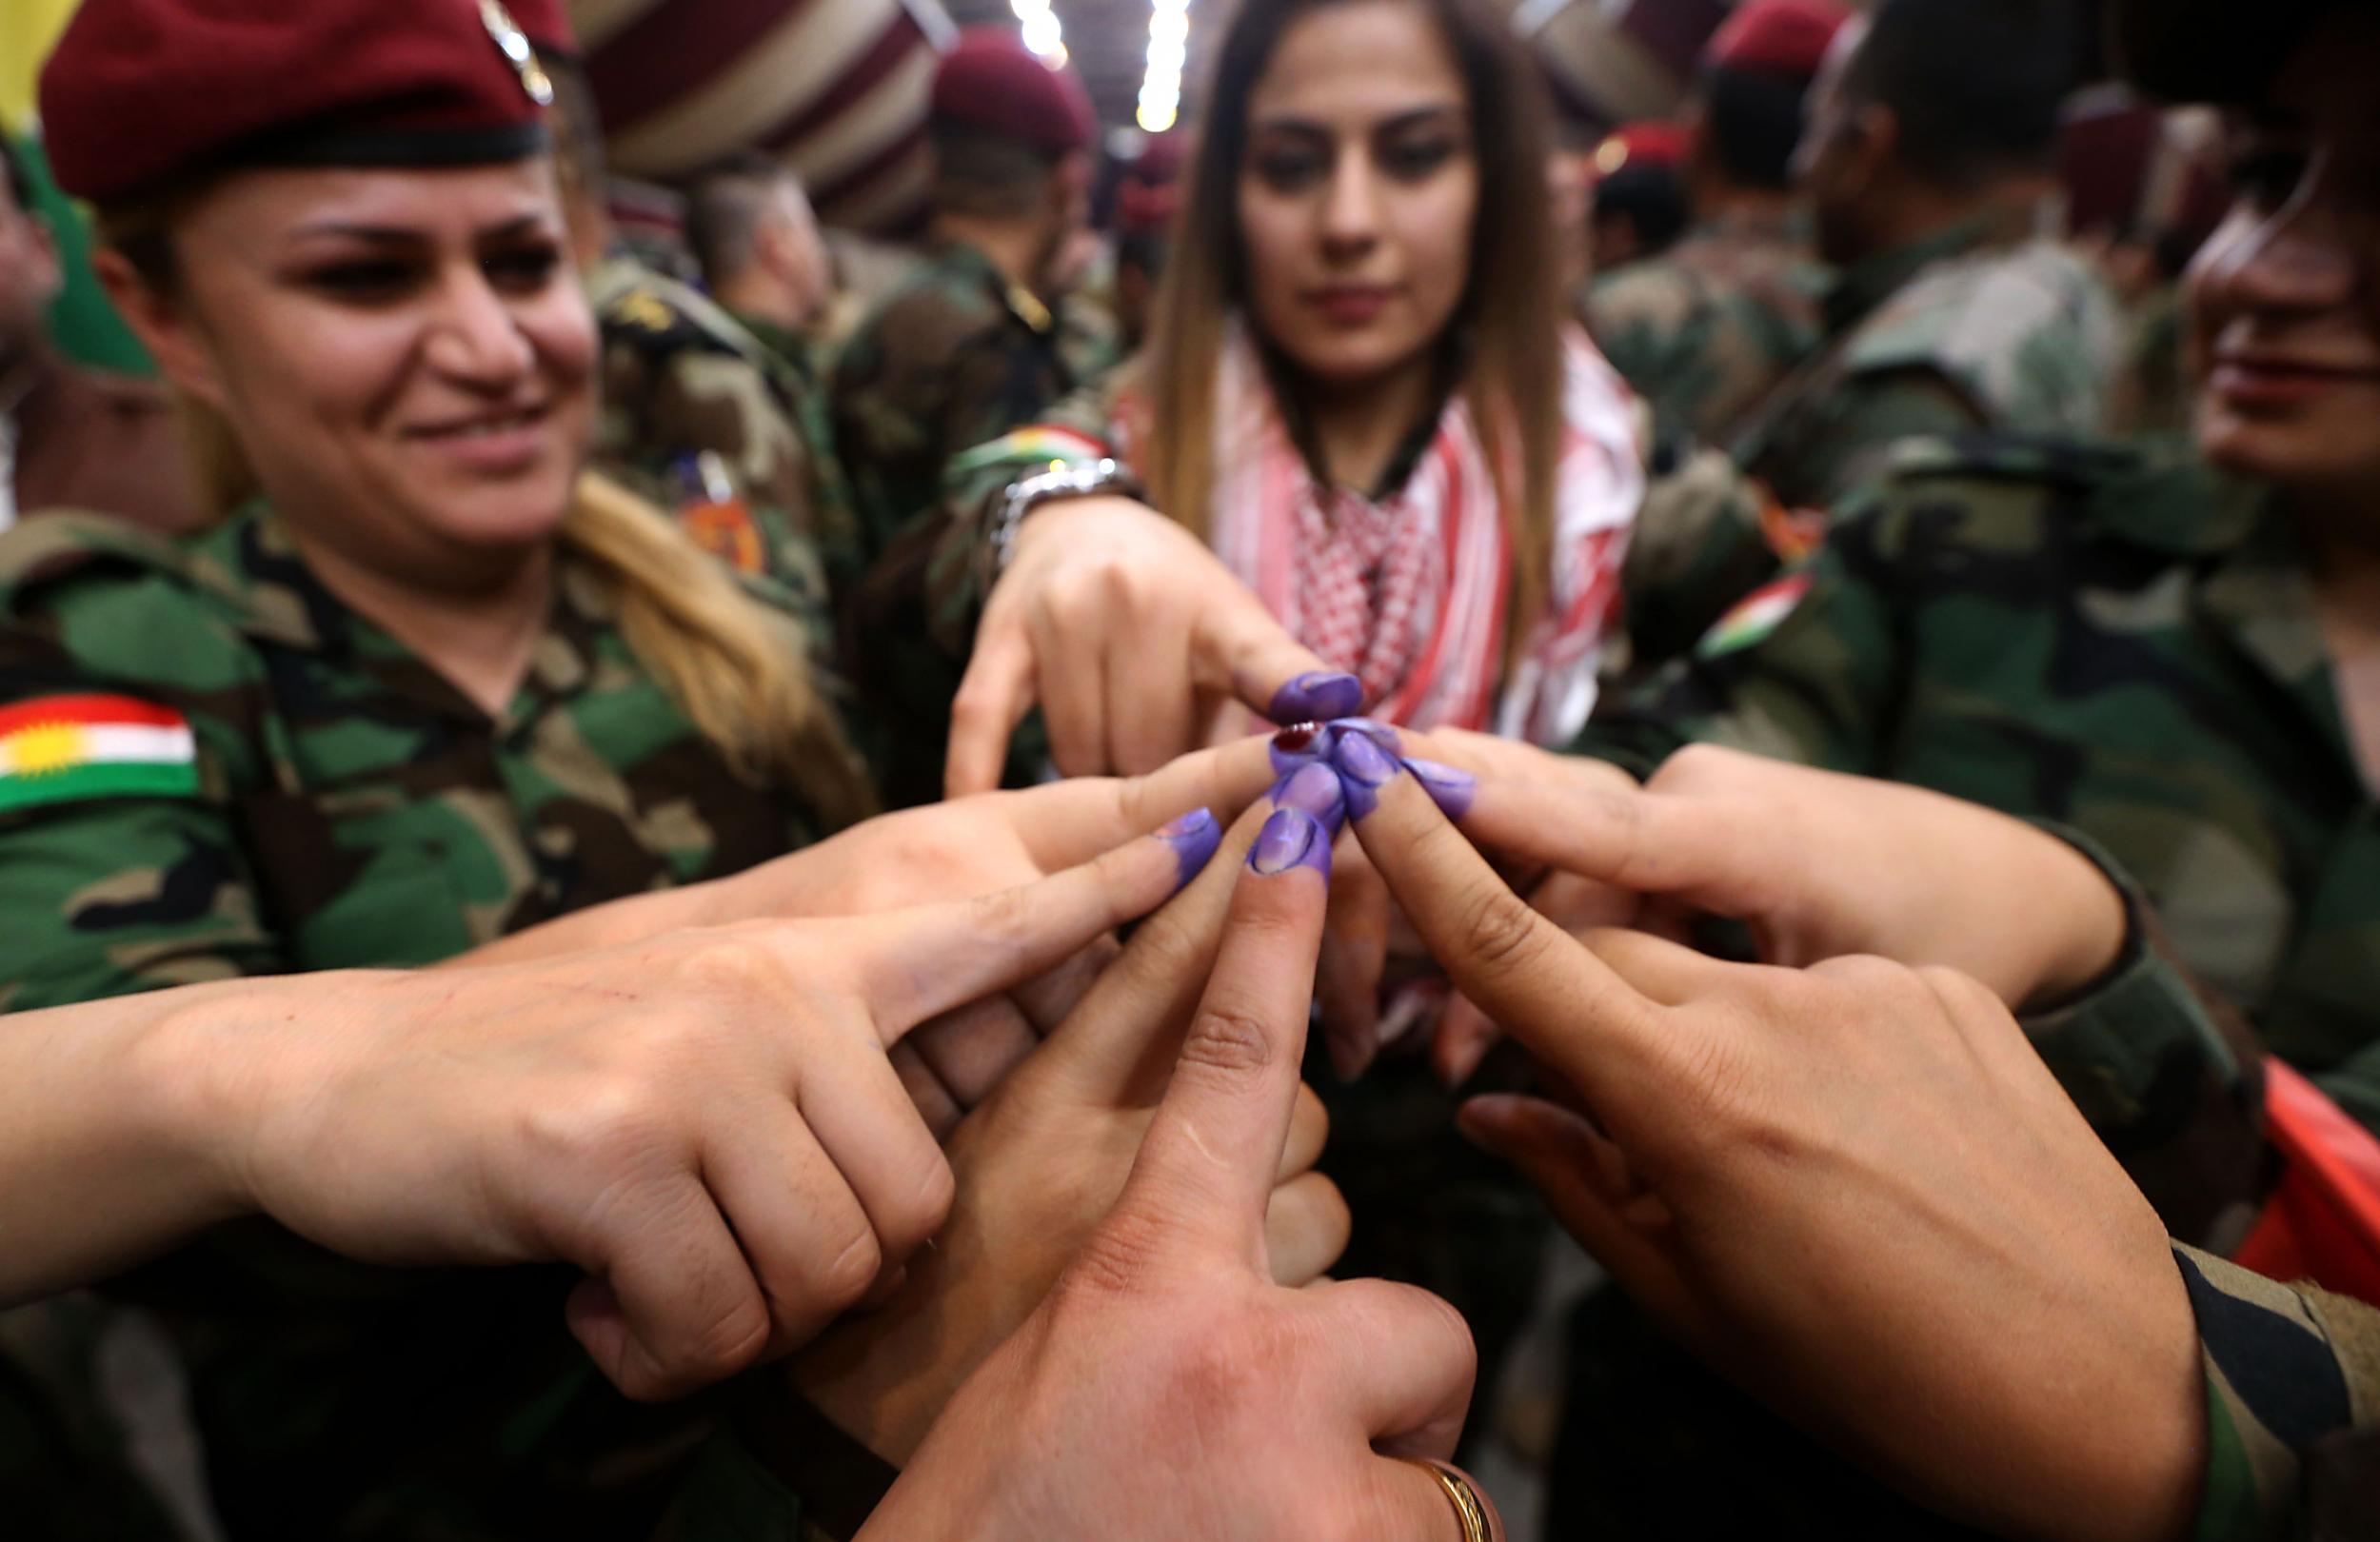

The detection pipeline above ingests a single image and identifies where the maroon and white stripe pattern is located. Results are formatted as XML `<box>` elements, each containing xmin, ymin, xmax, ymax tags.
<box><xmin>573</xmin><ymin>0</ymin><xmax>953</xmax><ymax>232</ymax></box>
<box><xmin>1521</xmin><ymin>0</ymin><xmax>1737</xmax><ymax>139</ymax></box>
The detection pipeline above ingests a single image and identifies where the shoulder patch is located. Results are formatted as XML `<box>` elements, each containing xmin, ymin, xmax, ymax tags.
<box><xmin>1697</xmin><ymin>572</ymin><xmax>1814</xmax><ymax>659</ymax></box>
<box><xmin>0</xmin><ymin>694</ymin><xmax>199</xmax><ymax>812</ymax></box>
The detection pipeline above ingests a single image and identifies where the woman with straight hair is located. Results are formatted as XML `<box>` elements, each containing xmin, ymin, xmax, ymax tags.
<box><xmin>930</xmin><ymin>0</ymin><xmax>1644</xmax><ymax>798</ymax></box>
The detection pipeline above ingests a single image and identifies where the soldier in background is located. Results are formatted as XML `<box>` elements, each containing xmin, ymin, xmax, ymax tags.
<box><xmin>1623</xmin><ymin>0</ymin><xmax>2123</xmax><ymax>663</ymax></box>
<box><xmin>1583</xmin><ymin>122</ymin><xmax>1691</xmax><ymax>279</ymax></box>
<box><xmin>1582</xmin><ymin>0</ymin><xmax>1848</xmax><ymax>449</ymax></box>
<box><xmin>0</xmin><ymin>136</ymin><xmax>200</xmax><ymax>537</ymax></box>
<box><xmin>830</xmin><ymin>30</ymin><xmax>1115</xmax><ymax>563</ymax></box>
<box><xmin>512</xmin><ymin>0</ymin><xmax>860</xmax><ymax>591</ymax></box>
<box><xmin>684</xmin><ymin>153</ymin><xmax>839</xmax><ymax>382</ymax></box>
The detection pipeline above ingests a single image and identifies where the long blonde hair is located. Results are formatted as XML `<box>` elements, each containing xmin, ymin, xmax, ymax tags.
<box><xmin>103</xmin><ymin>206</ymin><xmax>875</xmax><ymax>832</ymax></box>
<box><xmin>1141</xmin><ymin>0</ymin><xmax>1567</xmax><ymax>653</ymax></box>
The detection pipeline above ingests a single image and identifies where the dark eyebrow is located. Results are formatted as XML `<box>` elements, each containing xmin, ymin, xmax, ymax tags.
<box><xmin>288</xmin><ymin>213</ymin><xmax>550</xmax><ymax>245</ymax></box>
<box><xmin>1250</xmin><ymin>103</ymin><xmax>1466</xmax><ymax>139</ymax></box>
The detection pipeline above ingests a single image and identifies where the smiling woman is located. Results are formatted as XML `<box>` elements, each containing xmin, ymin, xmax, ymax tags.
<box><xmin>0</xmin><ymin>0</ymin><xmax>892</xmax><ymax>1533</ymax></box>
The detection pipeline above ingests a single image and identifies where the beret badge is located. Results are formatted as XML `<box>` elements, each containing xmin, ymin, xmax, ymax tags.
<box><xmin>481</xmin><ymin>0</ymin><xmax>556</xmax><ymax>108</ymax></box>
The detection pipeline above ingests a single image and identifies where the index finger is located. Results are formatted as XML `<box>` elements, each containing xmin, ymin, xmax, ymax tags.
<box><xmin>944</xmin><ymin>623</ymin><xmax>1038</xmax><ymax>799</ymax></box>
<box><xmin>1330</xmin><ymin>731</ymin><xmax>1675</xmax><ymax>1114</ymax></box>
<box><xmin>995</xmin><ymin>734</ymin><xmax>1284</xmax><ymax>872</ymax></box>
<box><xmin>1185</xmin><ymin>591</ymin><xmax>1347</xmax><ymax>725</ymax></box>
<box><xmin>843</xmin><ymin>811</ymin><xmax>1221</xmax><ymax>1038</ymax></box>
<box><xmin>1092</xmin><ymin>807</ymin><xmax>1331</xmax><ymax>1278</ymax></box>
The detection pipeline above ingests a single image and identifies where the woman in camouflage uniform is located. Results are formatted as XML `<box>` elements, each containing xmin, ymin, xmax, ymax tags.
<box><xmin>0</xmin><ymin>3</ymin><xmax>1343</xmax><ymax>1538</ymax></box>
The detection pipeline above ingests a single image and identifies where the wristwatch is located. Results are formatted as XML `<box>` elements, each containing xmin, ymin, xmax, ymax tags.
<box><xmin>975</xmin><ymin>458</ymin><xmax>1144</xmax><ymax>597</ymax></box>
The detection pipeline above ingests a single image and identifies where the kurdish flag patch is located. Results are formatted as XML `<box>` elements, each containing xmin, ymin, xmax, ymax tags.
<box><xmin>0</xmin><ymin>695</ymin><xmax>199</xmax><ymax>812</ymax></box>
<box><xmin>1697</xmin><ymin>572</ymin><xmax>1815</xmax><ymax>660</ymax></box>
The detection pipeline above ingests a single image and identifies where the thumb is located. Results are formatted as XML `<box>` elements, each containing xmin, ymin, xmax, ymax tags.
<box><xmin>1019</xmin><ymin>792</ymin><xmax>1274</xmax><ymax>1108</ymax></box>
<box><xmin>1079</xmin><ymin>807</ymin><xmax>1331</xmax><ymax>1285</ymax></box>
<box><xmin>846</xmin><ymin>809</ymin><xmax>1225</xmax><ymax>1040</ymax></box>
<box><xmin>1187</xmin><ymin>586</ymin><xmax>1350</xmax><ymax>725</ymax></box>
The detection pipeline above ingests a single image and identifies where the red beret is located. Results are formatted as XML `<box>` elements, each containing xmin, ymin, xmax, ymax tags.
<box><xmin>1703</xmin><ymin>0</ymin><xmax>1854</xmax><ymax>80</ymax></box>
<box><xmin>1593</xmin><ymin>122</ymin><xmax>1691</xmax><ymax>179</ymax></box>
<box><xmin>930</xmin><ymin>29</ymin><xmax>1096</xmax><ymax>156</ymax></box>
<box><xmin>40</xmin><ymin>0</ymin><xmax>554</xmax><ymax>207</ymax></box>
<box><xmin>504</xmin><ymin>0</ymin><xmax>582</xmax><ymax>60</ymax></box>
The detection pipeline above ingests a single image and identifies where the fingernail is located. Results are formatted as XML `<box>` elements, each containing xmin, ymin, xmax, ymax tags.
<box><xmin>1330</xmin><ymin>725</ymin><xmax>1399</xmax><ymax>820</ymax></box>
<box><xmin>1155</xmin><ymin>807</ymin><xmax>1222</xmax><ymax>891</ymax></box>
<box><xmin>1402</xmin><ymin>758</ymin><xmax>1477</xmax><ymax>821</ymax></box>
<box><xmin>1326</xmin><ymin>1028</ymin><xmax>1366</xmax><ymax>1083</ymax></box>
<box><xmin>1248</xmin><ymin>806</ymin><xmax>1331</xmax><ymax>880</ymax></box>
<box><xmin>1269</xmin><ymin>721</ymin><xmax>1330</xmax><ymax>779</ymax></box>
<box><xmin>1334</xmin><ymin>717</ymin><xmax>1402</xmax><ymax>754</ymax></box>
<box><xmin>1269</xmin><ymin>671</ymin><xmax>1362</xmax><ymax>724</ymax></box>
<box><xmin>1270</xmin><ymin>761</ymin><xmax>1346</xmax><ymax>837</ymax></box>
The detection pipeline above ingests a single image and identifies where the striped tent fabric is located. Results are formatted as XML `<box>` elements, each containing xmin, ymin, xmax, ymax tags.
<box><xmin>1519</xmin><ymin>0</ymin><xmax>1739</xmax><ymax>139</ymax></box>
<box><xmin>572</xmin><ymin>0</ymin><xmax>955</xmax><ymax>233</ymax></box>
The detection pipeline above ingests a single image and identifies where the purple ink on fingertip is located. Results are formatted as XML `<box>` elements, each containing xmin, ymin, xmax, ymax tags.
<box><xmin>1330</xmin><ymin>723</ymin><xmax>1400</xmax><ymax>820</ymax></box>
<box><xmin>1333</xmin><ymin>717</ymin><xmax>1402</xmax><ymax>754</ymax></box>
<box><xmin>1402</xmin><ymin>759</ymin><xmax>1478</xmax><ymax>821</ymax></box>
<box><xmin>1156</xmin><ymin>807</ymin><xmax>1222</xmax><ymax>891</ymax></box>
<box><xmin>1270</xmin><ymin>761</ymin><xmax>1347</xmax><ymax>837</ymax></box>
<box><xmin>1269</xmin><ymin>670</ymin><xmax>1362</xmax><ymax>725</ymax></box>
<box><xmin>1248</xmin><ymin>806</ymin><xmax>1332</xmax><ymax>880</ymax></box>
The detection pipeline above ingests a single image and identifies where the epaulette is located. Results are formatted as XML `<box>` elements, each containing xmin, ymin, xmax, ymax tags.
<box><xmin>1873</xmin><ymin>430</ymin><xmax>2146</xmax><ymax>491</ymax></box>
<box><xmin>1838</xmin><ymin>246</ymin><xmax>2104</xmax><ymax>385</ymax></box>
<box><xmin>0</xmin><ymin>511</ymin><xmax>195</xmax><ymax>611</ymax></box>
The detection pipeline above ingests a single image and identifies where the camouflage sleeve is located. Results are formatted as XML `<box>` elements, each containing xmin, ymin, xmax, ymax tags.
<box><xmin>0</xmin><ymin>536</ymin><xmax>281</xmax><ymax>1011</ymax></box>
<box><xmin>828</xmin><ymin>382</ymin><xmax>1120</xmax><ymax>807</ymax></box>
<box><xmin>1581</xmin><ymin>480</ymin><xmax>1909</xmax><ymax>778</ymax></box>
<box><xmin>1772</xmin><ymin>366</ymin><xmax>1993</xmax><ymax>511</ymax></box>
<box><xmin>2174</xmin><ymin>1245</ymin><xmax>2380</xmax><ymax>1542</ymax></box>
<box><xmin>2023</xmin><ymin>822</ymin><xmax>2268</xmax><ymax>1247</ymax></box>
<box><xmin>919</xmin><ymin>380</ymin><xmax>1122</xmax><ymax>659</ymax></box>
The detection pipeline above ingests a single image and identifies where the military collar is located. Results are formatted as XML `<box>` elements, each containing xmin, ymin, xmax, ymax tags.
<box><xmin>2082</xmin><ymin>437</ymin><xmax>2272</xmax><ymax>560</ymax></box>
<box><xmin>935</xmin><ymin>238</ymin><xmax>1059</xmax><ymax>338</ymax></box>
<box><xmin>203</xmin><ymin>501</ymin><xmax>617</xmax><ymax>727</ymax></box>
<box><xmin>1823</xmin><ymin>216</ymin><xmax>1997</xmax><ymax>337</ymax></box>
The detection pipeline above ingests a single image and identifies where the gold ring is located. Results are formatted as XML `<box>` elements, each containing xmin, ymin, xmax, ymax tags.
<box><xmin>1400</xmin><ymin>1456</ymin><xmax>1497</xmax><ymax>1542</ymax></box>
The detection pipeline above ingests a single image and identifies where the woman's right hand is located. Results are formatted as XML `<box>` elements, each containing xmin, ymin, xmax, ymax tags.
<box><xmin>1338</xmin><ymin>746</ymin><xmax>2205</xmax><ymax>1542</ymax></box>
<box><xmin>1366</xmin><ymin>734</ymin><xmax>2132</xmax><ymax>1085</ymax></box>
<box><xmin>946</xmin><ymin>494</ymin><xmax>1346</xmax><ymax>794</ymax></box>
<box><xmin>180</xmin><ymin>821</ymin><xmax>1214</xmax><ymax>1402</ymax></box>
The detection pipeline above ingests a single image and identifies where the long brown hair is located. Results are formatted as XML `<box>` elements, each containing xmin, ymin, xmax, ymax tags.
<box><xmin>1140</xmin><ymin>0</ymin><xmax>1567</xmax><ymax>644</ymax></box>
<box><xmin>99</xmin><ymin>200</ymin><xmax>874</xmax><ymax>831</ymax></box>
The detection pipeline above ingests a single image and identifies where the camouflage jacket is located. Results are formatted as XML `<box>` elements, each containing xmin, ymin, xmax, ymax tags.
<box><xmin>589</xmin><ymin>253</ymin><xmax>864</xmax><ymax>591</ymax></box>
<box><xmin>1579</xmin><ymin>211</ymin><xmax>1832</xmax><ymax>449</ymax></box>
<box><xmin>0</xmin><ymin>506</ymin><xmax>836</xmax><ymax>1540</ymax></box>
<box><xmin>830</xmin><ymin>239</ymin><xmax>1121</xmax><ymax>564</ymax></box>
<box><xmin>2180</xmin><ymin>1245</ymin><xmax>2380</xmax><ymax>1541</ymax></box>
<box><xmin>1585</xmin><ymin>434</ymin><xmax>2380</xmax><ymax>1140</ymax></box>
<box><xmin>1620</xmin><ymin>220</ymin><xmax>2125</xmax><ymax>665</ymax></box>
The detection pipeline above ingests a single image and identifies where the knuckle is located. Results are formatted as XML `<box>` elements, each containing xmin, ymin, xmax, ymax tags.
<box><xmin>1178</xmin><ymin>1001</ymin><xmax>1278</xmax><ymax>1078</ymax></box>
<box><xmin>815</xmin><ymin>1216</ymin><xmax>885</xmax><ymax>1309</ymax></box>
<box><xmin>1450</xmin><ymin>884</ymin><xmax>1556</xmax><ymax>975</ymax></box>
<box><xmin>684</xmin><ymin>1295</ymin><xmax>772</xmax><ymax>1382</ymax></box>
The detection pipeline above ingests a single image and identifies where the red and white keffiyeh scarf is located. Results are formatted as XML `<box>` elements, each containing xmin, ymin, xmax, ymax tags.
<box><xmin>1128</xmin><ymin>325</ymin><xmax>1641</xmax><ymax>744</ymax></box>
